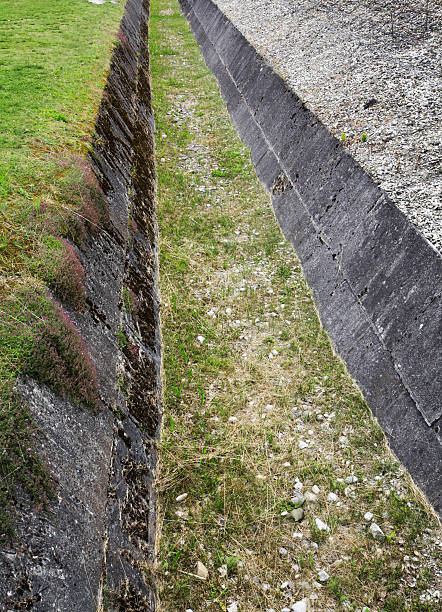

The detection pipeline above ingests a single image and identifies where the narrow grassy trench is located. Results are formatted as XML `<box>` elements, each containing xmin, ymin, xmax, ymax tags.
<box><xmin>150</xmin><ymin>1</ymin><xmax>441</xmax><ymax>610</ymax></box>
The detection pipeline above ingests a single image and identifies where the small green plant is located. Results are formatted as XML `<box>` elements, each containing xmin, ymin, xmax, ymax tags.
<box><xmin>298</xmin><ymin>551</ymin><xmax>314</xmax><ymax>569</ymax></box>
<box><xmin>226</xmin><ymin>555</ymin><xmax>238</xmax><ymax>575</ymax></box>
<box><xmin>115</xmin><ymin>327</ymin><xmax>129</xmax><ymax>350</ymax></box>
<box><xmin>361</xmin><ymin>132</ymin><xmax>367</xmax><ymax>142</ymax></box>
<box><xmin>341</xmin><ymin>132</ymin><xmax>347</xmax><ymax>142</ymax></box>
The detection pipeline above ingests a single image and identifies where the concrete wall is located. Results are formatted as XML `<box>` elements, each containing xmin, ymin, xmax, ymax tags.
<box><xmin>179</xmin><ymin>0</ymin><xmax>442</xmax><ymax>515</ymax></box>
<box><xmin>0</xmin><ymin>0</ymin><xmax>160</xmax><ymax>609</ymax></box>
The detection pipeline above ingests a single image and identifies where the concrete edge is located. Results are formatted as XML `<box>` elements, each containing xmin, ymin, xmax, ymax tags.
<box><xmin>179</xmin><ymin>0</ymin><xmax>442</xmax><ymax>515</ymax></box>
<box><xmin>0</xmin><ymin>0</ymin><xmax>160</xmax><ymax>609</ymax></box>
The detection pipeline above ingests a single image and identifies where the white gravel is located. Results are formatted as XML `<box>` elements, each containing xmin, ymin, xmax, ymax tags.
<box><xmin>214</xmin><ymin>0</ymin><xmax>442</xmax><ymax>253</ymax></box>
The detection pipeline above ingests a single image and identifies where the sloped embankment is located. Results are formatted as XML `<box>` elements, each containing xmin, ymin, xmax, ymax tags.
<box><xmin>179</xmin><ymin>0</ymin><xmax>441</xmax><ymax>514</ymax></box>
<box><xmin>0</xmin><ymin>0</ymin><xmax>160</xmax><ymax>609</ymax></box>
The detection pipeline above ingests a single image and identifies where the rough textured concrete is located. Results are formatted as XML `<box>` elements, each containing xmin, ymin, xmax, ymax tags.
<box><xmin>180</xmin><ymin>0</ymin><xmax>442</xmax><ymax>515</ymax></box>
<box><xmin>0</xmin><ymin>0</ymin><xmax>160</xmax><ymax>609</ymax></box>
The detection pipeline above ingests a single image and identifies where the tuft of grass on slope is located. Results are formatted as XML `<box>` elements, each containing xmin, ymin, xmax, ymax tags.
<box><xmin>0</xmin><ymin>0</ymin><xmax>124</xmax><ymax>538</ymax></box>
<box><xmin>151</xmin><ymin>0</ymin><xmax>441</xmax><ymax>610</ymax></box>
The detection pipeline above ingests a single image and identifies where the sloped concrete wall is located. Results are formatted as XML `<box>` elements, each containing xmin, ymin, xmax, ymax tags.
<box><xmin>0</xmin><ymin>0</ymin><xmax>160</xmax><ymax>609</ymax></box>
<box><xmin>179</xmin><ymin>0</ymin><xmax>442</xmax><ymax>514</ymax></box>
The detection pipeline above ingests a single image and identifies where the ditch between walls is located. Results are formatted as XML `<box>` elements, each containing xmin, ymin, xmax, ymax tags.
<box><xmin>0</xmin><ymin>0</ymin><xmax>160</xmax><ymax>610</ymax></box>
<box><xmin>179</xmin><ymin>0</ymin><xmax>442</xmax><ymax>515</ymax></box>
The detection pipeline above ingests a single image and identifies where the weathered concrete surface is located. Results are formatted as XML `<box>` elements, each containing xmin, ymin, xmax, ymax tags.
<box><xmin>0</xmin><ymin>0</ymin><xmax>160</xmax><ymax>609</ymax></box>
<box><xmin>179</xmin><ymin>0</ymin><xmax>442</xmax><ymax>514</ymax></box>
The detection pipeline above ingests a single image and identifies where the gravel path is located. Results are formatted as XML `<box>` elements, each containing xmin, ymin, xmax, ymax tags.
<box><xmin>213</xmin><ymin>0</ymin><xmax>442</xmax><ymax>254</ymax></box>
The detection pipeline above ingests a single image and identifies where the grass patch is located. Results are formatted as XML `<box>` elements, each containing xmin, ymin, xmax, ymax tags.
<box><xmin>0</xmin><ymin>0</ymin><xmax>124</xmax><ymax>537</ymax></box>
<box><xmin>152</xmin><ymin>0</ymin><xmax>441</xmax><ymax>610</ymax></box>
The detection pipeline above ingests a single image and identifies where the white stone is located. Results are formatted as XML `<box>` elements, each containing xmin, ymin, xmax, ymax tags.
<box><xmin>227</xmin><ymin>603</ymin><xmax>238</xmax><ymax>612</ymax></box>
<box><xmin>327</xmin><ymin>492</ymin><xmax>338</xmax><ymax>502</ymax></box>
<box><xmin>369</xmin><ymin>523</ymin><xmax>385</xmax><ymax>541</ymax></box>
<box><xmin>197</xmin><ymin>561</ymin><xmax>208</xmax><ymax>579</ymax></box>
<box><xmin>346</xmin><ymin>475</ymin><xmax>358</xmax><ymax>484</ymax></box>
<box><xmin>176</xmin><ymin>493</ymin><xmax>188</xmax><ymax>502</ymax></box>
<box><xmin>318</xmin><ymin>569</ymin><xmax>330</xmax><ymax>582</ymax></box>
<box><xmin>197</xmin><ymin>335</ymin><xmax>205</xmax><ymax>343</ymax></box>
<box><xmin>291</xmin><ymin>491</ymin><xmax>305</xmax><ymax>507</ymax></box>
<box><xmin>315</xmin><ymin>518</ymin><xmax>328</xmax><ymax>532</ymax></box>
<box><xmin>305</xmin><ymin>492</ymin><xmax>318</xmax><ymax>503</ymax></box>
<box><xmin>294</xmin><ymin>479</ymin><xmax>303</xmax><ymax>491</ymax></box>
<box><xmin>290</xmin><ymin>508</ymin><xmax>304</xmax><ymax>522</ymax></box>
<box><xmin>229</xmin><ymin>416</ymin><xmax>238</xmax><ymax>423</ymax></box>
<box><xmin>364</xmin><ymin>512</ymin><xmax>374</xmax><ymax>522</ymax></box>
<box><xmin>298</xmin><ymin>440</ymin><xmax>308</xmax><ymax>449</ymax></box>
<box><xmin>312</xmin><ymin>485</ymin><xmax>320</xmax><ymax>495</ymax></box>
<box><xmin>291</xmin><ymin>600</ymin><xmax>308</xmax><ymax>612</ymax></box>
<box><xmin>279</xmin><ymin>547</ymin><xmax>288</xmax><ymax>556</ymax></box>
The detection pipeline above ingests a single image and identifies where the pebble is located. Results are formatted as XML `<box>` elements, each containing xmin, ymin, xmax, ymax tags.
<box><xmin>290</xmin><ymin>508</ymin><xmax>304</xmax><ymax>522</ymax></box>
<box><xmin>369</xmin><ymin>523</ymin><xmax>385</xmax><ymax>542</ymax></box>
<box><xmin>227</xmin><ymin>603</ymin><xmax>238</xmax><ymax>612</ymax></box>
<box><xmin>229</xmin><ymin>416</ymin><xmax>238</xmax><ymax>423</ymax></box>
<box><xmin>364</xmin><ymin>512</ymin><xmax>374</xmax><ymax>522</ymax></box>
<box><xmin>291</xmin><ymin>491</ymin><xmax>305</xmax><ymax>507</ymax></box>
<box><xmin>327</xmin><ymin>492</ymin><xmax>338</xmax><ymax>502</ymax></box>
<box><xmin>197</xmin><ymin>560</ymin><xmax>208</xmax><ymax>579</ymax></box>
<box><xmin>311</xmin><ymin>485</ymin><xmax>320</xmax><ymax>495</ymax></box>
<box><xmin>318</xmin><ymin>569</ymin><xmax>330</xmax><ymax>582</ymax></box>
<box><xmin>298</xmin><ymin>440</ymin><xmax>308</xmax><ymax>449</ymax></box>
<box><xmin>291</xmin><ymin>600</ymin><xmax>308</xmax><ymax>612</ymax></box>
<box><xmin>280</xmin><ymin>580</ymin><xmax>294</xmax><ymax>590</ymax></box>
<box><xmin>315</xmin><ymin>518</ymin><xmax>328</xmax><ymax>532</ymax></box>
<box><xmin>305</xmin><ymin>492</ymin><xmax>318</xmax><ymax>503</ymax></box>
<box><xmin>196</xmin><ymin>335</ymin><xmax>205</xmax><ymax>343</ymax></box>
<box><xmin>279</xmin><ymin>547</ymin><xmax>288</xmax><ymax>556</ymax></box>
<box><xmin>294</xmin><ymin>479</ymin><xmax>303</xmax><ymax>491</ymax></box>
<box><xmin>345</xmin><ymin>475</ymin><xmax>358</xmax><ymax>484</ymax></box>
<box><xmin>176</xmin><ymin>493</ymin><xmax>188</xmax><ymax>502</ymax></box>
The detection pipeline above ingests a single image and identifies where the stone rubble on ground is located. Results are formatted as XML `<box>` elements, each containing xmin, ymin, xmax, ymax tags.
<box><xmin>369</xmin><ymin>522</ymin><xmax>385</xmax><ymax>542</ymax></box>
<box><xmin>291</xmin><ymin>602</ymin><xmax>308</xmax><ymax>612</ymax></box>
<box><xmin>318</xmin><ymin>569</ymin><xmax>330</xmax><ymax>582</ymax></box>
<box><xmin>314</xmin><ymin>518</ymin><xmax>328</xmax><ymax>532</ymax></box>
<box><xmin>290</xmin><ymin>508</ymin><xmax>304</xmax><ymax>522</ymax></box>
<box><xmin>197</xmin><ymin>560</ymin><xmax>209</xmax><ymax>579</ymax></box>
